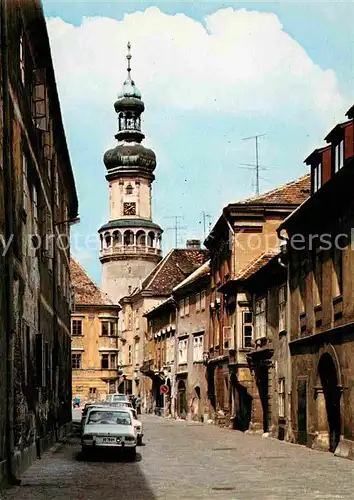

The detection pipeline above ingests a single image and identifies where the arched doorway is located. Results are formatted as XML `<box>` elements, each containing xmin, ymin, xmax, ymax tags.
<box><xmin>318</xmin><ymin>353</ymin><xmax>341</xmax><ymax>452</ymax></box>
<box><xmin>191</xmin><ymin>386</ymin><xmax>201</xmax><ymax>421</ymax></box>
<box><xmin>177</xmin><ymin>380</ymin><xmax>187</xmax><ymax>418</ymax></box>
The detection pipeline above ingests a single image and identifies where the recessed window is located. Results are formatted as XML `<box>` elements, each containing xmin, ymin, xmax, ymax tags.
<box><xmin>126</xmin><ymin>184</ymin><xmax>133</xmax><ymax>195</ymax></box>
<box><xmin>279</xmin><ymin>285</ymin><xmax>286</xmax><ymax>332</ymax></box>
<box><xmin>334</xmin><ymin>139</ymin><xmax>344</xmax><ymax>173</ymax></box>
<box><xmin>72</xmin><ymin>319</ymin><xmax>82</xmax><ymax>336</ymax></box>
<box><xmin>101</xmin><ymin>353</ymin><xmax>109</xmax><ymax>369</ymax></box>
<box><xmin>193</xmin><ymin>335</ymin><xmax>203</xmax><ymax>362</ymax></box>
<box><xmin>313</xmin><ymin>162</ymin><xmax>322</xmax><ymax>193</ymax></box>
<box><xmin>333</xmin><ymin>247</ymin><xmax>343</xmax><ymax>298</ymax></box>
<box><xmin>72</xmin><ymin>353</ymin><xmax>82</xmax><ymax>369</ymax></box>
<box><xmin>242</xmin><ymin>311</ymin><xmax>253</xmax><ymax>347</ymax></box>
<box><xmin>255</xmin><ymin>297</ymin><xmax>266</xmax><ymax>339</ymax></box>
<box><xmin>178</xmin><ymin>339</ymin><xmax>188</xmax><ymax>364</ymax></box>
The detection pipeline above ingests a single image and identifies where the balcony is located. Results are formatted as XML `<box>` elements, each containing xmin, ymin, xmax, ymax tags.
<box><xmin>99</xmin><ymin>244</ymin><xmax>162</xmax><ymax>260</ymax></box>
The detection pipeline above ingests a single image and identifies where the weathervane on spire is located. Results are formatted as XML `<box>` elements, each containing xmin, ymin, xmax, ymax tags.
<box><xmin>127</xmin><ymin>41</ymin><xmax>132</xmax><ymax>77</ymax></box>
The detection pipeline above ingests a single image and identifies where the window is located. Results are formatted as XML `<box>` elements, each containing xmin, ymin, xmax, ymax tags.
<box><xmin>128</xmin><ymin>345</ymin><xmax>132</xmax><ymax>365</ymax></box>
<box><xmin>313</xmin><ymin>162</ymin><xmax>322</xmax><ymax>193</ymax></box>
<box><xmin>279</xmin><ymin>285</ymin><xmax>286</xmax><ymax>332</ymax></box>
<box><xmin>178</xmin><ymin>339</ymin><xmax>188</xmax><ymax>364</ymax></box>
<box><xmin>314</xmin><ymin>253</ymin><xmax>322</xmax><ymax>306</ymax></box>
<box><xmin>20</xmin><ymin>31</ymin><xmax>25</xmax><ymax>85</ymax></box>
<box><xmin>72</xmin><ymin>353</ymin><xmax>82</xmax><ymax>370</ymax></box>
<box><xmin>333</xmin><ymin>247</ymin><xmax>343</xmax><ymax>298</ymax></box>
<box><xmin>135</xmin><ymin>310</ymin><xmax>139</xmax><ymax>330</ymax></box>
<box><xmin>101</xmin><ymin>321</ymin><xmax>109</xmax><ymax>336</ymax></box>
<box><xmin>193</xmin><ymin>335</ymin><xmax>203</xmax><ymax>362</ymax></box>
<box><xmin>255</xmin><ymin>297</ymin><xmax>266</xmax><ymax>339</ymax></box>
<box><xmin>179</xmin><ymin>299</ymin><xmax>185</xmax><ymax>317</ymax></box>
<box><xmin>185</xmin><ymin>296</ymin><xmax>190</xmax><ymax>316</ymax></box>
<box><xmin>278</xmin><ymin>378</ymin><xmax>285</xmax><ymax>417</ymax></box>
<box><xmin>22</xmin><ymin>154</ymin><xmax>28</xmax><ymax>213</ymax></box>
<box><xmin>32</xmin><ymin>68</ymin><xmax>48</xmax><ymax>131</ymax></box>
<box><xmin>334</xmin><ymin>139</ymin><xmax>344</xmax><ymax>173</ymax></box>
<box><xmin>196</xmin><ymin>293</ymin><xmax>201</xmax><ymax>313</ymax></box>
<box><xmin>200</xmin><ymin>290</ymin><xmax>206</xmax><ymax>311</ymax></box>
<box><xmin>126</xmin><ymin>184</ymin><xmax>133</xmax><ymax>195</ymax></box>
<box><xmin>72</xmin><ymin>319</ymin><xmax>82</xmax><ymax>336</ymax></box>
<box><xmin>242</xmin><ymin>311</ymin><xmax>253</xmax><ymax>347</ymax></box>
<box><xmin>110</xmin><ymin>354</ymin><xmax>117</xmax><ymax>369</ymax></box>
<box><xmin>101</xmin><ymin>354</ymin><xmax>109</xmax><ymax>369</ymax></box>
<box><xmin>108</xmin><ymin>381</ymin><xmax>116</xmax><ymax>394</ymax></box>
<box><xmin>134</xmin><ymin>342</ymin><xmax>139</xmax><ymax>365</ymax></box>
<box><xmin>89</xmin><ymin>387</ymin><xmax>96</xmax><ymax>396</ymax></box>
<box><xmin>170</xmin><ymin>339</ymin><xmax>175</xmax><ymax>362</ymax></box>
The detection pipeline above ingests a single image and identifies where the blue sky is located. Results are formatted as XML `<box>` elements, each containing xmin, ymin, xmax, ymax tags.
<box><xmin>43</xmin><ymin>1</ymin><xmax>354</xmax><ymax>285</ymax></box>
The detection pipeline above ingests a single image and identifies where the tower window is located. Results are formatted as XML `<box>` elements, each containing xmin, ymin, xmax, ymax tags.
<box><xmin>126</xmin><ymin>184</ymin><xmax>133</xmax><ymax>195</ymax></box>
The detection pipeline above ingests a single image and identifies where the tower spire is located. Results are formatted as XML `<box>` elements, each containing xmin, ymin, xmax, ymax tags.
<box><xmin>127</xmin><ymin>41</ymin><xmax>132</xmax><ymax>78</ymax></box>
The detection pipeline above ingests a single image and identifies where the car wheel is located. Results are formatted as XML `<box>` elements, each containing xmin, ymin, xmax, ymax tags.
<box><xmin>137</xmin><ymin>435</ymin><xmax>142</xmax><ymax>446</ymax></box>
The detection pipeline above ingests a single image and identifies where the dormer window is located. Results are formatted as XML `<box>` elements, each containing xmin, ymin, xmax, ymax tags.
<box><xmin>334</xmin><ymin>139</ymin><xmax>344</xmax><ymax>173</ymax></box>
<box><xmin>313</xmin><ymin>162</ymin><xmax>322</xmax><ymax>193</ymax></box>
<box><xmin>126</xmin><ymin>183</ymin><xmax>133</xmax><ymax>195</ymax></box>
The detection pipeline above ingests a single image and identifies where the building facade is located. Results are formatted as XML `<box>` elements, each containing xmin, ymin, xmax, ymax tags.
<box><xmin>99</xmin><ymin>43</ymin><xmax>162</xmax><ymax>303</ymax></box>
<box><xmin>231</xmin><ymin>252</ymin><xmax>291</xmax><ymax>441</ymax></box>
<box><xmin>0</xmin><ymin>0</ymin><xmax>78</xmax><ymax>483</ymax></box>
<box><xmin>70</xmin><ymin>259</ymin><xmax>121</xmax><ymax>403</ymax></box>
<box><xmin>279</xmin><ymin>105</ymin><xmax>354</xmax><ymax>458</ymax></box>
<box><xmin>204</xmin><ymin>176</ymin><xmax>310</xmax><ymax>429</ymax></box>
<box><xmin>172</xmin><ymin>260</ymin><xmax>210</xmax><ymax>421</ymax></box>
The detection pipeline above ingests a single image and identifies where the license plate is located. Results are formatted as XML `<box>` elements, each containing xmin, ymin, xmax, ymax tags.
<box><xmin>102</xmin><ymin>437</ymin><xmax>119</xmax><ymax>443</ymax></box>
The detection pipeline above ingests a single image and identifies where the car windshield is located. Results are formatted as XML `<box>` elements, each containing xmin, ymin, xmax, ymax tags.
<box><xmin>87</xmin><ymin>410</ymin><xmax>132</xmax><ymax>425</ymax></box>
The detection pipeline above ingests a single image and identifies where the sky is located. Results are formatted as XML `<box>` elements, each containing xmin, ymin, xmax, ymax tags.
<box><xmin>42</xmin><ymin>0</ymin><xmax>354</xmax><ymax>285</ymax></box>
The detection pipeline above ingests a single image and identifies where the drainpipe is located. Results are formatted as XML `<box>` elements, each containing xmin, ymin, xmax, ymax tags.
<box><xmin>278</xmin><ymin>231</ymin><xmax>293</xmax><ymax>441</ymax></box>
<box><xmin>1</xmin><ymin>0</ymin><xmax>20</xmax><ymax>484</ymax></box>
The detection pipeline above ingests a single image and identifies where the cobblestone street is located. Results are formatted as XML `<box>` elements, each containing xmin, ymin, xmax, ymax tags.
<box><xmin>2</xmin><ymin>413</ymin><xmax>354</xmax><ymax>500</ymax></box>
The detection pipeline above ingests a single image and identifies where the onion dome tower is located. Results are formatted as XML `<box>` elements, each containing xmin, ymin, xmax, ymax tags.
<box><xmin>99</xmin><ymin>42</ymin><xmax>163</xmax><ymax>303</ymax></box>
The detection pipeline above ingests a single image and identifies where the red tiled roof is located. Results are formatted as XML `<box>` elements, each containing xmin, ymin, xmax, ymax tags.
<box><xmin>235</xmin><ymin>251</ymin><xmax>279</xmax><ymax>281</ymax></box>
<box><xmin>235</xmin><ymin>174</ymin><xmax>310</xmax><ymax>206</ymax></box>
<box><xmin>173</xmin><ymin>259</ymin><xmax>210</xmax><ymax>292</ymax></box>
<box><xmin>140</xmin><ymin>249</ymin><xmax>209</xmax><ymax>295</ymax></box>
<box><xmin>70</xmin><ymin>258</ymin><xmax>114</xmax><ymax>306</ymax></box>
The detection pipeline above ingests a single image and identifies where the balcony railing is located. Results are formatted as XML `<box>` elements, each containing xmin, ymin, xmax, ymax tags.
<box><xmin>100</xmin><ymin>245</ymin><xmax>162</xmax><ymax>258</ymax></box>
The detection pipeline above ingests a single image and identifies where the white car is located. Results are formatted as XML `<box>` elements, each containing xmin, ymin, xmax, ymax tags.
<box><xmin>105</xmin><ymin>393</ymin><xmax>129</xmax><ymax>403</ymax></box>
<box><xmin>101</xmin><ymin>403</ymin><xmax>144</xmax><ymax>445</ymax></box>
<box><xmin>81</xmin><ymin>407</ymin><xmax>137</xmax><ymax>459</ymax></box>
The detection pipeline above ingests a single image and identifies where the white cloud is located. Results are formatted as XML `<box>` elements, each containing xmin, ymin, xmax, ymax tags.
<box><xmin>47</xmin><ymin>7</ymin><xmax>345</xmax><ymax>122</ymax></box>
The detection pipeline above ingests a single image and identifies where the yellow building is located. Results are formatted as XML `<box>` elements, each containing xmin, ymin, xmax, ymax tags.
<box><xmin>70</xmin><ymin>259</ymin><xmax>121</xmax><ymax>403</ymax></box>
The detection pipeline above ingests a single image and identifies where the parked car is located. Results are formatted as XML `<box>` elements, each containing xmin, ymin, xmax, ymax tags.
<box><xmin>81</xmin><ymin>403</ymin><xmax>108</xmax><ymax>434</ymax></box>
<box><xmin>105</xmin><ymin>393</ymin><xmax>129</xmax><ymax>403</ymax></box>
<box><xmin>111</xmin><ymin>405</ymin><xmax>143</xmax><ymax>445</ymax></box>
<box><xmin>81</xmin><ymin>407</ymin><xmax>137</xmax><ymax>459</ymax></box>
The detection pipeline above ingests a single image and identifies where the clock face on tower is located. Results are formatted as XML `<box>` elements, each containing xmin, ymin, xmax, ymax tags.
<box><xmin>123</xmin><ymin>202</ymin><xmax>136</xmax><ymax>215</ymax></box>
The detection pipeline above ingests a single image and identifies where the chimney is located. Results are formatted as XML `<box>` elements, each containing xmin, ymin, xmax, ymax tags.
<box><xmin>186</xmin><ymin>239</ymin><xmax>201</xmax><ymax>250</ymax></box>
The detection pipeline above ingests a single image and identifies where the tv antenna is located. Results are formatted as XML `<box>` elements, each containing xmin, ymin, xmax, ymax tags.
<box><xmin>164</xmin><ymin>216</ymin><xmax>187</xmax><ymax>248</ymax></box>
<box><xmin>241</xmin><ymin>133</ymin><xmax>267</xmax><ymax>196</ymax></box>
<box><xmin>200</xmin><ymin>211</ymin><xmax>212</xmax><ymax>240</ymax></box>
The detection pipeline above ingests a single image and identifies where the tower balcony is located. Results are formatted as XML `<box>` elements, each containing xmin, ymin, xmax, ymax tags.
<box><xmin>100</xmin><ymin>243</ymin><xmax>162</xmax><ymax>260</ymax></box>
<box><xmin>99</xmin><ymin>226</ymin><xmax>162</xmax><ymax>262</ymax></box>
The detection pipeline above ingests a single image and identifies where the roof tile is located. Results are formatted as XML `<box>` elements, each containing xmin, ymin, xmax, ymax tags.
<box><xmin>70</xmin><ymin>258</ymin><xmax>114</xmax><ymax>306</ymax></box>
<box><xmin>140</xmin><ymin>249</ymin><xmax>209</xmax><ymax>295</ymax></box>
<box><xmin>236</xmin><ymin>174</ymin><xmax>310</xmax><ymax>206</ymax></box>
